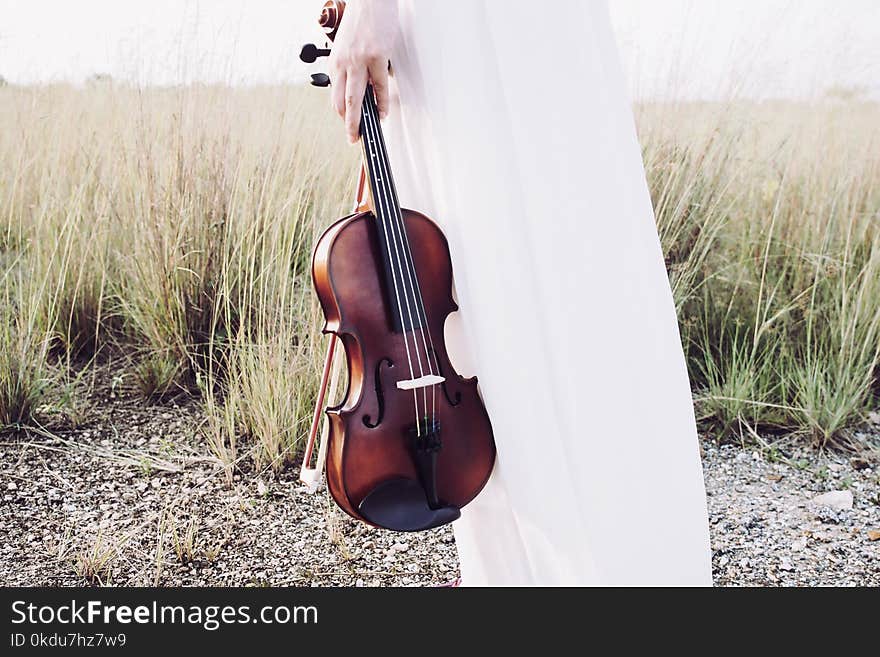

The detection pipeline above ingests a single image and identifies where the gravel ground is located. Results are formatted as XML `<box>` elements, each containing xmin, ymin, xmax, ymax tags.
<box><xmin>1</xmin><ymin>373</ymin><xmax>878</xmax><ymax>586</ymax></box>
<box><xmin>0</xmin><ymin>376</ymin><xmax>458</xmax><ymax>587</ymax></box>
<box><xmin>705</xmin><ymin>440</ymin><xmax>880</xmax><ymax>586</ymax></box>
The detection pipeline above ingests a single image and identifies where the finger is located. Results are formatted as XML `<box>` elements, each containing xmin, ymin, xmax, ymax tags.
<box><xmin>331</xmin><ymin>67</ymin><xmax>347</xmax><ymax>119</ymax></box>
<box><xmin>368</xmin><ymin>59</ymin><xmax>390</xmax><ymax>120</ymax></box>
<box><xmin>344</xmin><ymin>66</ymin><xmax>368</xmax><ymax>144</ymax></box>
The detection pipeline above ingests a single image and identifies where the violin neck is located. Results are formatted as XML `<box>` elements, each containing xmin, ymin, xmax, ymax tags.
<box><xmin>358</xmin><ymin>84</ymin><xmax>423</xmax><ymax>334</ymax></box>
<box><xmin>358</xmin><ymin>84</ymin><xmax>397</xmax><ymax>216</ymax></box>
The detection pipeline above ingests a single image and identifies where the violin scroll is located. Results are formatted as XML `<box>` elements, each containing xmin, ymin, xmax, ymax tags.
<box><xmin>300</xmin><ymin>2</ymin><xmax>347</xmax><ymax>85</ymax></box>
<box><xmin>319</xmin><ymin>1</ymin><xmax>346</xmax><ymax>41</ymax></box>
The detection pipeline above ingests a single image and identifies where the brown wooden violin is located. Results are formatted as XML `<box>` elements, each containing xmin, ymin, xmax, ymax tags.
<box><xmin>299</xmin><ymin>1</ymin><xmax>495</xmax><ymax>532</ymax></box>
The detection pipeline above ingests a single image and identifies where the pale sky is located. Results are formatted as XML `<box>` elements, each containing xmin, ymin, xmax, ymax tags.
<box><xmin>0</xmin><ymin>0</ymin><xmax>877</xmax><ymax>99</ymax></box>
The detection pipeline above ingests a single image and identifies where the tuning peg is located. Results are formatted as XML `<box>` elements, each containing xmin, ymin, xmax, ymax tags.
<box><xmin>310</xmin><ymin>73</ymin><xmax>331</xmax><ymax>88</ymax></box>
<box><xmin>300</xmin><ymin>43</ymin><xmax>331</xmax><ymax>64</ymax></box>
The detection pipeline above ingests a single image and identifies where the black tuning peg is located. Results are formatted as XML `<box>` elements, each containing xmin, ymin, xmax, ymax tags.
<box><xmin>310</xmin><ymin>73</ymin><xmax>331</xmax><ymax>88</ymax></box>
<box><xmin>300</xmin><ymin>43</ymin><xmax>331</xmax><ymax>64</ymax></box>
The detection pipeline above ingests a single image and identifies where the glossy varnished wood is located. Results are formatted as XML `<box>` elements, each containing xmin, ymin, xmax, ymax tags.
<box><xmin>312</xmin><ymin>209</ymin><xmax>496</xmax><ymax>525</ymax></box>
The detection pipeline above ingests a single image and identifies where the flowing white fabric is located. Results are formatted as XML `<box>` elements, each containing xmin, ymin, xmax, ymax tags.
<box><xmin>382</xmin><ymin>0</ymin><xmax>711</xmax><ymax>586</ymax></box>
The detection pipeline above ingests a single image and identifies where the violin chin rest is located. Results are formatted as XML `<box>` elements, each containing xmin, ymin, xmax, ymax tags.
<box><xmin>358</xmin><ymin>478</ymin><xmax>460</xmax><ymax>532</ymax></box>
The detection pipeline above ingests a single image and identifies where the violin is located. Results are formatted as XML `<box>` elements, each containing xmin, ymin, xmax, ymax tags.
<box><xmin>299</xmin><ymin>1</ymin><xmax>496</xmax><ymax>532</ymax></box>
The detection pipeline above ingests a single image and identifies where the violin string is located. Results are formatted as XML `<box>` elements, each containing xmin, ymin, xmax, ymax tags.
<box><xmin>363</xmin><ymin>89</ymin><xmax>440</xmax><ymax>427</ymax></box>
<box><xmin>365</xmin><ymin>90</ymin><xmax>439</xmax><ymax>425</ymax></box>
<box><xmin>361</xmin><ymin>98</ymin><xmax>423</xmax><ymax>430</ymax></box>
<box><xmin>361</xmin><ymin>89</ymin><xmax>436</xmax><ymax>425</ymax></box>
<box><xmin>362</xmin><ymin>91</ymin><xmax>431</xmax><ymax>427</ymax></box>
<box><xmin>366</xmin><ymin>90</ymin><xmax>441</xmax><ymax>425</ymax></box>
<box><xmin>359</xmin><ymin>88</ymin><xmax>422</xmax><ymax>431</ymax></box>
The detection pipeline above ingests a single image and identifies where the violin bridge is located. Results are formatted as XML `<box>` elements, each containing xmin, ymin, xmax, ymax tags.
<box><xmin>396</xmin><ymin>374</ymin><xmax>445</xmax><ymax>391</ymax></box>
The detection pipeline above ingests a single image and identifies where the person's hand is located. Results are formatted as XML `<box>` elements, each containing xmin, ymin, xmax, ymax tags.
<box><xmin>328</xmin><ymin>0</ymin><xmax>398</xmax><ymax>143</ymax></box>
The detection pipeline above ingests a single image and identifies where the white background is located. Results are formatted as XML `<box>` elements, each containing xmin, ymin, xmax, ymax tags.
<box><xmin>0</xmin><ymin>0</ymin><xmax>877</xmax><ymax>99</ymax></box>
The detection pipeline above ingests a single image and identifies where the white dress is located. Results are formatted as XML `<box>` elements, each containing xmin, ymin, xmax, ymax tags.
<box><xmin>382</xmin><ymin>0</ymin><xmax>711</xmax><ymax>585</ymax></box>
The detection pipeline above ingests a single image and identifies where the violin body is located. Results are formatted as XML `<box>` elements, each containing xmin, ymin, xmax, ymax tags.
<box><xmin>312</xmin><ymin>209</ymin><xmax>496</xmax><ymax>531</ymax></box>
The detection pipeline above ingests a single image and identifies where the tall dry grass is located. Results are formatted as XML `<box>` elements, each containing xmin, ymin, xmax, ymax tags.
<box><xmin>639</xmin><ymin>99</ymin><xmax>880</xmax><ymax>447</ymax></box>
<box><xmin>0</xmin><ymin>83</ymin><xmax>358</xmax><ymax>471</ymax></box>
<box><xmin>0</xmin><ymin>84</ymin><xmax>877</xmax><ymax>467</ymax></box>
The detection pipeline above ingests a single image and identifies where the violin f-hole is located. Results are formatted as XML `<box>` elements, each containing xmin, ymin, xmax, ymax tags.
<box><xmin>362</xmin><ymin>357</ymin><xmax>394</xmax><ymax>428</ymax></box>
